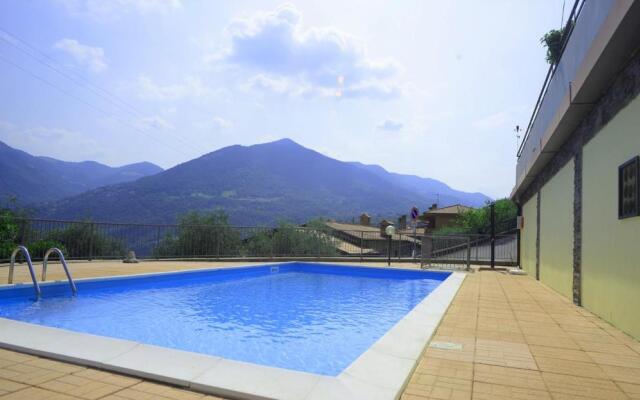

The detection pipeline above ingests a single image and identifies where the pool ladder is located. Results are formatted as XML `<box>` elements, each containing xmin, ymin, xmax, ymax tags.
<box><xmin>8</xmin><ymin>246</ymin><xmax>77</xmax><ymax>298</ymax></box>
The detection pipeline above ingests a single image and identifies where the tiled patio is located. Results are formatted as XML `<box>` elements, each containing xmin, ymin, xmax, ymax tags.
<box><xmin>403</xmin><ymin>271</ymin><xmax>640</xmax><ymax>400</ymax></box>
<box><xmin>0</xmin><ymin>261</ymin><xmax>639</xmax><ymax>399</ymax></box>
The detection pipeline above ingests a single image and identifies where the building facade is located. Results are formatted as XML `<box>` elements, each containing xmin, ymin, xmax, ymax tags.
<box><xmin>420</xmin><ymin>204</ymin><xmax>473</xmax><ymax>232</ymax></box>
<box><xmin>513</xmin><ymin>0</ymin><xmax>640</xmax><ymax>340</ymax></box>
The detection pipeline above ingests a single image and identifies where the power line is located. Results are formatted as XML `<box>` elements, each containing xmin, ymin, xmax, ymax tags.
<box><xmin>0</xmin><ymin>52</ymin><xmax>191</xmax><ymax>158</ymax></box>
<box><xmin>0</xmin><ymin>29</ymin><xmax>138</xmax><ymax>115</ymax></box>
<box><xmin>0</xmin><ymin>27</ymin><xmax>202</xmax><ymax>154</ymax></box>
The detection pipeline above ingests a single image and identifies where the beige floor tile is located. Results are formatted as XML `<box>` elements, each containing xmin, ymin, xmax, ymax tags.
<box><xmin>534</xmin><ymin>356</ymin><xmax>606</xmax><ymax>378</ymax></box>
<box><xmin>0</xmin><ymin>387</ymin><xmax>80</xmax><ymax>400</ymax></box>
<box><xmin>473</xmin><ymin>364</ymin><xmax>547</xmax><ymax>391</ymax></box>
<box><xmin>587</xmin><ymin>351</ymin><xmax>640</xmax><ymax>368</ymax></box>
<box><xmin>21</xmin><ymin>358</ymin><xmax>85</xmax><ymax>374</ymax></box>
<box><xmin>0</xmin><ymin>349</ymin><xmax>36</xmax><ymax>369</ymax></box>
<box><xmin>0</xmin><ymin>362</ymin><xmax>69</xmax><ymax>385</ymax></box>
<box><xmin>529</xmin><ymin>345</ymin><xmax>592</xmax><ymax>362</ymax></box>
<box><xmin>38</xmin><ymin>374</ymin><xmax>124</xmax><ymax>400</ymax></box>
<box><xmin>524</xmin><ymin>334</ymin><xmax>581</xmax><ymax>349</ymax></box>
<box><xmin>474</xmin><ymin>339</ymin><xmax>537</xmax><ymax>370</ymax></box>
<box><xmin>600</xmin><ymin>364</ymin><xmax>640</xmax><ymax>384</ymax></box>
<box><xmin>567</xmin><ymin>331</ymin><xmax>619</xmax><ymax>345</ymax></box>
<box><xmin>616</xmin><ymin>381</ymin><xmax>640</xmax><ymax>399</ymax></box>
<box><xmin>578</xmin><ymin>341</ymin><xmax>640</xmax><ymax>355</ymax></box>
<box><xmin>0</xmin><ymin>378</ymin><xmax>28</xmax><ymax>397</ymax></box>
<box><xmin>542</xmin><ymin>372</ymin><xmax>627</xmax><ymax>400</ymax></box>
<box><xmin>120</xmin><ymin>382</ymin><xmax>205</xmax><ymax>400</ymax></box>
<box><xmin>475</xmin><ymin>330</ymin><xmax>526</xmax><ymax>343</ymax></box>
<box><xmin>472</xmin><ymin>381</ymin><xmax>551</xmax><ymax>400</ymax></box>
<box><xmin>71</xmin><ymin>369</ymin><xmax>141</xmax><ymax>388</ymax></box>
<box><xmin>413</xmin><ymin>358</ymin><xmax>473</xmax><ymax>380</ymax></box>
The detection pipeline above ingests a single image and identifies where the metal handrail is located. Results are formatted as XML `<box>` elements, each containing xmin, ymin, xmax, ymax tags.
<box><xmin>42</xmin><ymin>247</ymin><xmax>77</xmax><ymax>295</ymax></box>
<box><xmin>8</xmin><ymin>246</ymin><xmax>42</xmax><ymax>298</ymax></box>
<box><xmin>517</xmin><ymin>0</ymin><xmax>585</xmax><ymax>158</ymax></box>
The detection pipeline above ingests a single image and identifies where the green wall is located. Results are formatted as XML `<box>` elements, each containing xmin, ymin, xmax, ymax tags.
<box><xmin>582</xmin><ymin>95</ymin><xmax>640</xmax><ymax>339</ymax></box>
<box><xmin>521</xmin><ymin>196</ymin><xmax>537</xmax><ymax>275</ymax></box>
<box><xmin>539</xmin><ymin>160</ymin><xmax>574</xmax><ymax>299</ymax></box>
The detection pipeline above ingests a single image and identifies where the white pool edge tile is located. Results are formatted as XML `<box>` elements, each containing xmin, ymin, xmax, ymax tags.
<box><xmin>0</xmin><ymin>266</ymin><xmax>466</xmax><ymax>400</ymax></box>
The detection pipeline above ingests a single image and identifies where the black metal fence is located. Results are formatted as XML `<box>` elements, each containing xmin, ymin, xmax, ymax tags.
<box><xmin>0</xmin><ymin>218</ymin><xmax>518</xmax><ymax>268</ymax></box>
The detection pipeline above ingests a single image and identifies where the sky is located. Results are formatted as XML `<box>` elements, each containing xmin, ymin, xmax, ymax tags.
<box><xmin>0</xmin><ymin>0</ymin><xmax>566</xmax><ymax>198</ymax></box>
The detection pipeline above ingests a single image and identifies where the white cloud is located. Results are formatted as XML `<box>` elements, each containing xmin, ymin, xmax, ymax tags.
<box><xmin>217</xmin><ymin>4</ymin><xmax>402</xmax><ymax>100</ymax></box>
<box><xmin>0</xmin><ymin>121</ymin><xmax>102</xmax><ymax>161</ymax></box>
<box><xmin>55</xmin><ymin>0</ymin><xmax>182</xmax><ymax>19</ymax></box>
<box><xmin>472</xmin><ymin>111</ymin><xmax>510</xmax><ymax>131</ymax></box>
<box><xmin>211</xmin><ymin>117</ymin><xmax>233</xmax><ymax>129</ymax></box>
<box><xmin>135</xmin><ymin>76</ymin><xmax>211</xmax><ymax>101</ymax></box>
<box><xmin>377</xmin><ymin>119</ymin><xmax>403</xmax><ymax>132</ymax></box>
<box><xmin>193</xmin><ymin>116</ymin><xmax>233</xmax><ymax>130</ymax></box>
<box><xmin>54</xmin><ymin>38</ymin><xmax>107</xmax><ymax>73</ymax></box>
<box><xmin>135</xmin><ymin>116</ymin><xmax>175</xmax><ymax>131</ymax></box>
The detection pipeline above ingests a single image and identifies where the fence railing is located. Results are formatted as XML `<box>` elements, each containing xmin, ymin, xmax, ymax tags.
<box><xmin>0</xmin><ymin>217</ymin><xmax>518</xmax><ymax>268</ymax></box>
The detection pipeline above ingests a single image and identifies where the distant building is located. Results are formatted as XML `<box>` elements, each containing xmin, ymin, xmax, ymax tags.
<box><xmin>419</xmin><ymin>204</ymin><xmax>472</xmax><ymax>232</ymax></box>
<box><xmin>323</xmin><ymin>220</ymin><xmax>420</xmax><ymax>257</ymax></box>
<box><xmin>359</xmin><ymin>212</ymin><xmax>371</xmax><ymax>226</ymax></box>
<box><xmin>512</xmin><ymin>1</ymin><xmax>640</xmax><ymax>340</ymax></box>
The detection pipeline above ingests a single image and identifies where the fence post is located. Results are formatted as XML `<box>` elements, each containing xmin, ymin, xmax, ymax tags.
<box><xmin>421</xmin><ymin>235</ymin><xmax>432</xmax><ymax>269</ymax></box>
<box><xmin>88</xmin><ymin>223</ymin><xmax>95</xmax><ymax>261</ymax></box>
<box><xmin>517</xmin><ymin>204</ymin><xmax>522</xmax><ymax>268</ymax></box>
<box><xmin>360</xmin><ymin>231</ymin><xmax>364</xmax><ymax>262</ymax></box>
<box><xmin>155</xmin><ymin>226</ymin><xmax>160</xmax><ymax>260</ymax></box>
<box><xmin>271</xmin><ymin>232</ymin><xmax>275</xmax><ymax>260</ymax></box>
<box><xmin>490</xmin><ymin>203</ymin><xmax>495</xmax><ymax>269</ymax></box>
<box><xmin>216</xmin><ymin>231</ymin><xmax>220</xmax><ymax>260</ymax></box>
<box><xmin>475</xmin><ymin>236</ymin><xmax>478</xmax><ymax>261</ymax></box>
<box><xmin>466</xmin><ymin>236</ymin><xmax>471</xmax><ymax>271</ymax></box>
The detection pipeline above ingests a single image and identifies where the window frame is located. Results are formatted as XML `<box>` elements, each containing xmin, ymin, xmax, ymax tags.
<box><xmin>618</xmin><ymin>155</ymin><xmax>640</xmax><ymax>219</ymax></box>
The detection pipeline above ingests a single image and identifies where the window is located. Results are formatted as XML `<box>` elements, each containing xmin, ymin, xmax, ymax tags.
<box><xmin>619</xmin><ymin>156</ymin><xmax>639</xmax><ymax>219</ymax></box>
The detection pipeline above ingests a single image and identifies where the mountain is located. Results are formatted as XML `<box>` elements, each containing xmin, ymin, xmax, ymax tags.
<box><xmin>37</xmin><ymin>139</ymin><xmax>491</xmax><ymax>225</ymax></box>
<box><xmin>347</xmin><ymin>162</ymin><xmax>490</xmax><ymax>208</ymax></box>
<box><xmin>0</xmin><ymin>140</ymin><xmax>163</xmax><ymax>205</ymax></box>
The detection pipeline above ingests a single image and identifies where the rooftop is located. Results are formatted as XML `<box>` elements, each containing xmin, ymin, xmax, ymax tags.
<box><xmin>424</xmin><ymin>204</ymin><xmax>473</xmax><ymax>215</ymax></box>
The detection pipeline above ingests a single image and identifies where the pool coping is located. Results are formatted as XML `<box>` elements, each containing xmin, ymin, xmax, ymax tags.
<box><xmin>0</xmin><ymin>263</ymin><xmax>466</xmax><ymax>400</ymax></box>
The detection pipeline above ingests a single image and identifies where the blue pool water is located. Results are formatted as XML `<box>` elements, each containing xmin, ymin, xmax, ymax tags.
<box><xmin>0</xmin><ymin>263</ymin><xmax>448</xmax><ymax>375</ymax></box>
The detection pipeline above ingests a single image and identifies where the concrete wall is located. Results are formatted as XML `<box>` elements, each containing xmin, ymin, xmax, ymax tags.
<box><xmin>539</xmin><ymin>161</ymin><xmax>574</xmax><ymax>298</ymax></box>
<box><xmin>520</xmin><ymin>197</ymin><xmax>537</xmax><ymax>276</ymax></box>
<box><xmin>582</xmin><ymin>95</ymin><xmax>640</xmax><ymax>339</ymax></box>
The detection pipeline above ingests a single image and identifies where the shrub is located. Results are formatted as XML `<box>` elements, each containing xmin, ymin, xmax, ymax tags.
<box><xmin>153</xmin><ymin>210</ymin><xmax>242</xmax><ymax>257</ymax></box>
<box><xmin>46</xmin><ymin>223</ymin><xmax>125</xmax><ymax>259</ymax></box>
<box><xmin>0</xmin><ymin>209</ymin><xmax>20</xmax><ymax>260</ymax></box>
<box><xmin>245</xmin><ymin>219</ymin><xmax>338</xmax><ymax>257</ymax></box>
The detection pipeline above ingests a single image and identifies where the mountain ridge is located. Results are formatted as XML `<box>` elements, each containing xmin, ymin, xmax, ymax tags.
<box><xmin>0</xmin><ymin>140</ymin><xmax>164</xmax><ymax>205</ymax></box>
<box><xmin>35</xmin><ymin>138</ymin><xmax>491</xmax><ymax>225</ymax></box>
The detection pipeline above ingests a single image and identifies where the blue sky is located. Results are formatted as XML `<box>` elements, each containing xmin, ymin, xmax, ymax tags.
<box><xmin>0</xmin><ymin>0</ymin><xmax>565</xmax><ymax>198</ymax></box>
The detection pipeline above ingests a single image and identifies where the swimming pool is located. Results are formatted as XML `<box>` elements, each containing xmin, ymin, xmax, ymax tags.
<box><xmin>0</xmin><ymin>263</ymin><xmax>465</xmax><ymax>399</ymax></box>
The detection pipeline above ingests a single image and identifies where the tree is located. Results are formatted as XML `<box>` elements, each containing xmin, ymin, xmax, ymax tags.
<box><xmin>435</xmin><ymin>199</ymin><xmax>517</xmax><ymax>235</ymax></box>
<box><xmin>244</xmin><ymin>219</ymin><xmax>338</xmax><ymax>257</ymax></box>
<box><xmin>153</xmin><ymin>210</ymin><xmax>242</xmax><ymax>257</ymax></box>
<box><xmin>45</xmin><ymin>223</ymin><xmax>125</xmax><ymax>259</ymax></box>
